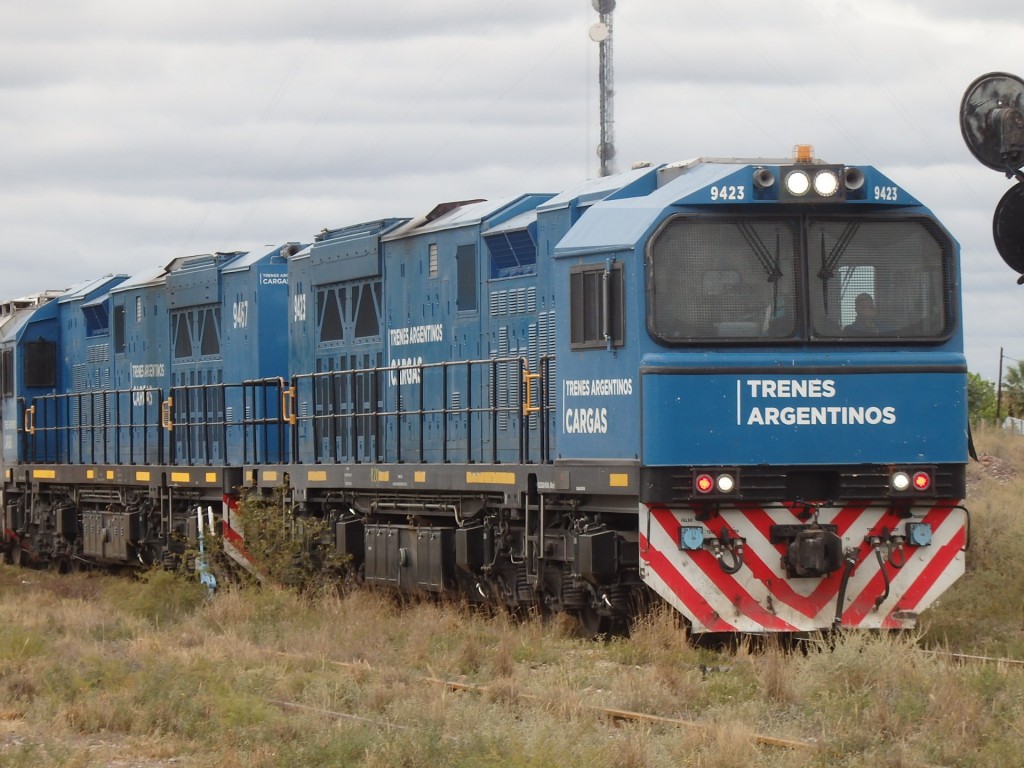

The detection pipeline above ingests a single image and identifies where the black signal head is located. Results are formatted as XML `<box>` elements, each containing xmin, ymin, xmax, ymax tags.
<box><xmin>960</xmin><ymin>72</ymin><xmax>1024</xmax><ymax>172</ymax></box>
<box><xmin>994</xmin><ymin>182</ymin><xmax>1024</xmax><ymax>276</ymax></box>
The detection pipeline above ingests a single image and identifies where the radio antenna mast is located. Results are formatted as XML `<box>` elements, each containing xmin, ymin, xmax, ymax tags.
<box><xmin>590</xmin><ymin>0</ymin><xmax>616</xmax><ymax>177</ymax></box>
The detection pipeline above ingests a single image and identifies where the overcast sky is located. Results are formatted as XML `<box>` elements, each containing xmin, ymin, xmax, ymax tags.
<box><xmin>2</xmin><ymin>1</ymin><xmax>1022</xmax><ymax>379</ymax></box>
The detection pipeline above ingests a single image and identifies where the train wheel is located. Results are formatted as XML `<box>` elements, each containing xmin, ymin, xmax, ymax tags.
<box><xmin>577</xmin><ymin>604</ymin><xmax>613</xmax><ymax>638</ymax></box>
<box><xmin>54</xmin><ymin>557</ymin><xmax>77</xmax><ymax>575</ymax></box>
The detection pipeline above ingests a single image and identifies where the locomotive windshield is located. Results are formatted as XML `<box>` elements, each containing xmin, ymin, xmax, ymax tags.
<box><xmin>646</xmin><ymin>215</ymin><xmax>953</xmax><ymax>343</ymax></box>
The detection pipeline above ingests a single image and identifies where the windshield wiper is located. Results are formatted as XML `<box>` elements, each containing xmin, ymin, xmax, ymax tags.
<box><xmin>816</xmin><ymin>223</ymin><xmax>860</xmax><ymax>315</ymax></box>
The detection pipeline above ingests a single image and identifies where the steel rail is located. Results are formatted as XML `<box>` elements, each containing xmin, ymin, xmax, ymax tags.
<box><xmin>273</xmin><ymin>651</ymin><xmax>811</xmax><ymax>751</ymax></box>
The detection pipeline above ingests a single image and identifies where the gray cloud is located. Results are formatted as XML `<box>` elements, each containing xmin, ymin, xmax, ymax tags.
<box><xmin>1</xmin><ymin>0</ymin><xmax>1022</xmax><ymax>380</ymax></box>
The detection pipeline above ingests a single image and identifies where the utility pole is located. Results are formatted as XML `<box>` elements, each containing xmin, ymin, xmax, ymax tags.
<box><xmin>590</xmin><ymin>0</ymin><xmax>616</xmax><ymax>177</ymax></box>
<box><xmin>997</xmin><ymin>346</ymin><xmax>1004</xmax><ymax>423</ymax></box>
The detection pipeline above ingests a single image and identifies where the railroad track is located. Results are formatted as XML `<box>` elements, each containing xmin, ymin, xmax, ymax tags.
<box><xmin>271</xmin><ymin>650</ymin><xmax>812</xmax><ymax>750</ymax></box>
<box><xmin>269</xmin><ymin>646</ymin><xmax>1024</xmax><ymax>768</ymax></box>
<box><xmin>914</xmin><ymin>648</ymin><xmax>1024</xmax><ymax>668</ymax></box>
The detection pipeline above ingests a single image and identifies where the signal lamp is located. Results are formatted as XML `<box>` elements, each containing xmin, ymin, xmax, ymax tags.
<box><xmin>793</xmin><ymin>144</ymin><xmax>814</xmax><ymax>162</ymax></box>
<box><xmin>695</xmin><ymin>474</ymin><xmax>714</xmax><ymax>494</ymax></box>
<box><xmin>716</xmin><ymin>474</ymin><xmax>736</xmax><ymax>493</ymax></box>
<box><xmin>912</xmin><ymin>471</ymin><xmax>931</xmax><ymax>491</ymax></box>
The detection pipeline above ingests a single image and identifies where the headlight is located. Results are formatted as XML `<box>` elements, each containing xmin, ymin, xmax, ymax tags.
<box><xmin>813</xmin><ymin>170</ymin><xmax>840</xmax><ymax>197</ymax></box>
<box><xmin>784</xmin><ymin>170</ymin><xmax>811</xmax><ymax>196</ymax></box>
<box><xmin>778</xmin><ymin>163</ymin><xmax>847</xmax><ymax>202</ymax></box>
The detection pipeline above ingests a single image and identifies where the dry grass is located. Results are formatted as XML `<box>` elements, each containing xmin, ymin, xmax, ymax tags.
<box><xmin>922</xmin><ymin>422</ymin><xmax>1024</xmax><ymax>657</ymax></box>
<box><xmin>4</xmin><ymin>432</ymin><xmax>1024</xmax><ymax>766</ymax></box>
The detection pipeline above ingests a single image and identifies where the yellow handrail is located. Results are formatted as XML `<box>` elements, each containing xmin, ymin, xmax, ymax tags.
<box><xmin>523</xmin><ymin>368</ymin><xmax>542</xmax><ymax>416</ymax></box>
<box><xmin>282</xmin><ymin>384</ymin><xmax>297</xmax><ymax>426</ymax></box>
<box><xmin>161</xmin><ymin>397</ymin><xmax>174</xmax><ymax>432</ymax></box>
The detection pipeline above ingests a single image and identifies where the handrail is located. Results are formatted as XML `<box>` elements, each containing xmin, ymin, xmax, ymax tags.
<box><xmin>161</xmin><ymin>397</ymin><xmax>174</xmax><ymax>432</ymax></box>
<box><xmin>21</xmin><ymin>387</ymin><xmax>164</xmax><ymax>465</ymax></box>
<box><xmin>15</xmin><ymin>361</ymin><xmax>554</xmax><ymax>469</ymax></box>
<box><xmin>292</xmin><ymin>355</ymin><xmax>554</xmax><ymax>466</ymax></box>
<box><xmin>282</xmin><ymin>381</ymin><xmax>296</xmax><ymax>426</ymax></box>
<box><xmin>522</xmin><ymin>365</ymin><xmax>542</xmax><ymax>416</ymax></box>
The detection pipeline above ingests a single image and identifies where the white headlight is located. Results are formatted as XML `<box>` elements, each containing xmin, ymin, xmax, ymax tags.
<box><xmin>716</xmin><ymin>474</ymin><xmax>735</xmax><ymax>493</ymax></box>
<box><xmin>813</xmin><ymin>170</ymin><xmax>839</xmax><ymax>196</ymax></box>
<box><xmin>784</xmin><ymin>170</ymin><xmax>810</xmax><ymax>196</ymax></box>
<box><xmin>891</xmin><ymin>471</ymin><xmax>911</xmax><ymax>492</ymax></box>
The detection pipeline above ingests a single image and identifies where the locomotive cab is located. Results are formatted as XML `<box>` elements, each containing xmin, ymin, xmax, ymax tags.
<box><xmin>554</xmin><ymin>150</ymin><xmax>969</xmax><ymax>633</ymax></box>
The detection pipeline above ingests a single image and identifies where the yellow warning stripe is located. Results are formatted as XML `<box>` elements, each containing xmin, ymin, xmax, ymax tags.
<box><xmin>466</xmin><ymin>471</ymin><xmax>516</xmax><ymax>485</ymax></box>
<box><xmin>609</xmin><ymin>473</ymin><xmax>629</xmax><ymax>488</ymax></box>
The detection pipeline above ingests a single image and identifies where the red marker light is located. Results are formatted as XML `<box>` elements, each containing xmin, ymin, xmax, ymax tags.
<box><xmin>913</xmin><ymin>472</ymin><xmax>931</xmax><ymax>491</ymax></box>
<box><xmin>695</xmin><ymin>474</ymin><xmax>714</xmax><ymax>493</ymax></box>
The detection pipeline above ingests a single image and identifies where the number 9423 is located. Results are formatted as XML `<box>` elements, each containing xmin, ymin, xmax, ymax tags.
<box><xmin>710</xmin><ymin>185</ymin><xmax>745</xmax><ymax>201</ymax></box>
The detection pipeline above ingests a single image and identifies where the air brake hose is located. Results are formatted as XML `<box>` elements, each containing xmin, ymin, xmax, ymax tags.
<box><xmin>888</xmin><ymin>542</ymin><xmax>906</xmax><ymax>569</ymax></box>
<box><xmin>833</xmin><ymin>550</ymin><xmax>859</xmax><ymax>630</ymax></box>
<box><xmin>873</xmin><ymin>546</ymin><xmax>891</xmax><ymax>610</ymax></box>
<box><xmin>715</xmin><ymin>527</ymin><xmax>744</xmax><ymax>575</ymax></box>
<box><xmin>717</xmin><ymin>543</ymin><xmax>744</xmax><ymax>575</ymax></box>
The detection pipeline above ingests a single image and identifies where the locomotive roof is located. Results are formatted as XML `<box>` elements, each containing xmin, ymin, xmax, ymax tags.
<box><xmin>221</xmin><ymin>244</ymin><xmax>296</xmax><ymax>274</ymax></box>
<box><xmin>552</xmin><ymin>161</ymin><xmax>747</xmax><ymax>255</ymax></box>
<box><xmin>484</xmin><ymin>208</ymin><xmax>537</xmax><ymax>235</ymax></box>
<box><xmin>382</xmin><ymin>194</ymin><xmax>545</xmax><ymax>241</ymax></box>
<box><xmin>109</xmin><ymin>263</ymin><xmax>171</xmax><ymax>293</ymax></box>
<box><xmin>0</xmin><ymin>299</ymin><xmax>57</xmax><ymax>343</ymax></box>
<box><xmin>57</xmin><ymin>274</ymin><xmax>127</xmax><ymax>304</ymax></box>
<box><xmin>0</xmin><ymin>291</ymin><xmax>63</xmax><ymax>341</ymax></box>
<box><xmin>0</xmin><ymin>290</ymin><xmax>63</xmax><ymax>316</ymax></box>
<box><xmin>537</xmin><ymin>163</ymin><xmax>658</xmax><ymax>212</ymax></box>
<box><xmin>553</xmin><ymin>157</ymin><xmax>914</xmax><ymax>257</ymax></box>
<box><xmin>0</xmin><ymin>312</ymin><xmax>28</xmax><ymax>343</ymax></box>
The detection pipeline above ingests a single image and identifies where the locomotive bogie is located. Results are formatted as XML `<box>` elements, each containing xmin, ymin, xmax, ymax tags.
<box><xmin>1</xmin><ymin>465</ymin><xmax>235</xmax><ymax>573</ymax></box>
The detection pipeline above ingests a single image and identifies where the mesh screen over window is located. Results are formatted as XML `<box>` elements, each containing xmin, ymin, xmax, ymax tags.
<box><xmin>808</xmin><ymin>219</ymin><xmax>949</xmax><ymax>339</ymax></box>
<box><xmin>647</xmin><ymin>215</ymin><xmax>951</xmax><ymax>344</ymax></box>
<box><xmin>648</xmin><ymin>217</ymin><xmax>799</xmax><ymax>342</ymax></box>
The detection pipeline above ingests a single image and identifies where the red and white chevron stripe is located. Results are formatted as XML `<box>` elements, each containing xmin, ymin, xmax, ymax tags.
<box><xmin>639</xmin><ymin>502</ymin><xmax>967</xmax><ymax>633</ymax></box>
<box><xmin>220</xmin><ymin>494</ymin><xmax>261</xmax><ymax>577</ymax></box>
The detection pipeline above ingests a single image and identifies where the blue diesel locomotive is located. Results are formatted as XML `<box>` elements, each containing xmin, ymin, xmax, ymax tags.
<box><xmin>1</xmin><ymin>147</ymin><xmax>969</xmax><ymax>634</ymax></box>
